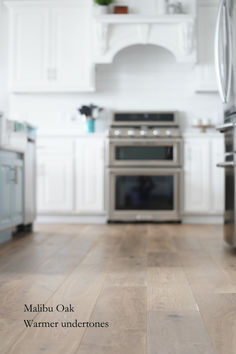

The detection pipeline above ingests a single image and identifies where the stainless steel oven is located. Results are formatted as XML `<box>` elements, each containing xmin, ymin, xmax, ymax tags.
<box><xmin>108</xmin><ymin>168</ymin><xmax>181</xmax><ymax>222</ymax></box>
<box><xmin>107</xmin><ymin>111</ymin><xmax>183</xmax><ymax>222</ymax></box>
<box><xmin>109</xmin><ymin>139</ymin><xmax>182</xmax><ymax>167</ymax></box>
<box><xmin>217</xmin><ymin>121</ymin><xmax>236</xmax><ymax>247</ymax></box>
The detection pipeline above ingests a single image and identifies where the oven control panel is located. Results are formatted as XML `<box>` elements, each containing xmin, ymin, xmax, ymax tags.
<box><xmin>109</xmin><ymin>127</ymin><xmax>181</xmax><ymax>138</ymax></box>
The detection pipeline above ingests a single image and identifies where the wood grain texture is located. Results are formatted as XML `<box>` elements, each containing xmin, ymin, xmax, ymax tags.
<box><xmin>0</xmin><ymin>224</ymin><xmax>235</xmax><ymax>354</ymax></box>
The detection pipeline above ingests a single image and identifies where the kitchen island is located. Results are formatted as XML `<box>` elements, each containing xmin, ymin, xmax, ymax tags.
<box><xmin>0</xmin><ymin>118</ymin><xmax>36</xmax><ymax>243</ymax></box>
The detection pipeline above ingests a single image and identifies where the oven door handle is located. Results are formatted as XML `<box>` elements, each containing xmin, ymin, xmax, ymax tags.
<box><xmin>216</xmin><ymin>122</ymin><xmax>234</xmax><ymax>132</ymax></box>
<box><xmin>217</xmin><ymin>162</ymin><xmax>235</xmax><ymax>168</ymax></box>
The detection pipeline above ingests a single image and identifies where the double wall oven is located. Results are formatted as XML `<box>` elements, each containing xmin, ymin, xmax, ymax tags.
<box><xmin>107</xmin><ymin>112</ymin><xmax>182</xmax><ymax>222</ymax></box>
<box><xmin>217</xmin><ymin>121</ymin><xmax>236</xmax><ymax>247</ymax></box>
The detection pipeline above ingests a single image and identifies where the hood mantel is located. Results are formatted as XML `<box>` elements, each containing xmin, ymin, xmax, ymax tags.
<box><xmin>94</xmin><ymin>14</ymin><xmax>196</xmax><ymax>64</ymax></box>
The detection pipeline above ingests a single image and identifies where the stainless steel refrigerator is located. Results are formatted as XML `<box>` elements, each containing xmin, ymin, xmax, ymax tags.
<box><xmin>215</xmin><ymin>0</ymin><xmax>236</xmax><ymax>246</ymax></box>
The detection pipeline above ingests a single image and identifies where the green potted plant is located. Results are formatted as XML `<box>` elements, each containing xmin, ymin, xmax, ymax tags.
<box><xmin>93</xmin><ymin>0</ymin><xmax>115</xmax><ymax>15</ymax></box>
<box><xmin>78</xmin><ymin>104</ymin><xmax>103</xmax><ymax>134</ymax></box>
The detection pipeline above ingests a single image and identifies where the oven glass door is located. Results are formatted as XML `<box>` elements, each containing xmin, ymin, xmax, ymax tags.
<box><xmin>112</xmin><ymin>112</ymin><xmax>177</xmax><ymax>126</ymax></box>
<box><xmin>223</xmin><ymin>160</ymin><xmax>235</xmax><ymax>246</ymax></box>
<box><xmin>116</xmin><ymin>175</ymin><xmax>174</xmax><ymax>210</ymax></box>
<box><xmin>224</xmin><ymin>128</ymin><xmax>236</xmax><ymax>246</ymax></box>
<box><xmin>109</xmin><ymin>169</ymin><xmax>180</xmax><ymax>221</ymax></box>
<box><xmin>110</xmin><ymin>141</ymin><xmax>181</xmax><ymax>167</ymax></box>
<box><xmin>217</xmin><ymin>125</ymin><xmax>236</xmax><ymax>246</ymax></box>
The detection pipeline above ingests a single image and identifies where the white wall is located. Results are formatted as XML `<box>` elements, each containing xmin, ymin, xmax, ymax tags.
<box><xmin>8</xmin><ymin>44</ymin><xmax>222</xmax><ymax>133</ymax></box>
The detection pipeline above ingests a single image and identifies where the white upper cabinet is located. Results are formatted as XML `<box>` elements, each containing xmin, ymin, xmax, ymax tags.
<box><xmin>5</xmin><ymin>0</ymin><xmax>95</xmax><ymax>92</ymax></box>
<box><xmin>51</xmin><ymin>7</ymin><xmax>93</xmax><ymax>91</ymax></box>
<box><xmin>9</xmin><ymin>7</ymin><xmax>50</xmax><ymax>90</ymax></box>
<box><xmin>195</xmin><ymin>0</ymin><xmax>218</xmax><ymax>92</ymax></box>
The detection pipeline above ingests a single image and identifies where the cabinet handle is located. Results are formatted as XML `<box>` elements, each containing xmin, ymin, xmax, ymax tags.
<box><xmin>15</xmin><ymin>166</ymin><xmax>19</xmax><ymax>184</ymax></box>
<box><xmin>9</xmin><ymin>167</ymin><xmax>17</xmax><ymax>184</ymax></box>
<box><xmin>15</xmin><ymin>166</ymin><xmax>18</xmax><ymax>184</ymax></box>
<box><xmin>217</xmin><ymin>162</ymin><xmax>235</xmax><ymax>168</ymax></box>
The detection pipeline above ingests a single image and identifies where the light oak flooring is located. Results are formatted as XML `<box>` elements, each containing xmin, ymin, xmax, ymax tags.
<box><xmin>0</xmin><ymin>224</ymin><xmax>236</xmax><ymax>354</ymax></box>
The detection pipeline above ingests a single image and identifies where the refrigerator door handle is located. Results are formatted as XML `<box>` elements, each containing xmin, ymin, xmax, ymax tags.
<box><xmin>217</xmin><ymin>162</ymin><xmax>235</xmax><ymax>168</ymax></box>
<box><xmin>215</xmin><ymin>0</ymin><xmax>227</xmax><ymax>102</ymax></box>
<box><xmin>216</xmin><ymin>122</ymin><xmax>234</xmax><ymax>132</ymax></box>
<box><xmin>226</xmin><ymin>0</ymin><xmax>232</xmax><ymax>102</ymax></box>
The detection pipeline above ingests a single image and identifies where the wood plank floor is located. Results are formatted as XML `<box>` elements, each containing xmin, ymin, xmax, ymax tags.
<box><xmin>0</xmin><ymin>224</ymin><xmax>236</xmax><ymax>354</ymax></box>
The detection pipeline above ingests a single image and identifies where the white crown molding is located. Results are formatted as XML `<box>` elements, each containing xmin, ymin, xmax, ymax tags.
<box><xmin>4</xmin><ymin>0</ymin><xmax>91</xmax><ymax>9</ymax></box>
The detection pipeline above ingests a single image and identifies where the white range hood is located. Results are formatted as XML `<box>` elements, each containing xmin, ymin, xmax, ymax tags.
<box><xmin>93</xmin><ymin>14</ymin><xmax>196</xmax><ymax>64</ymax></box>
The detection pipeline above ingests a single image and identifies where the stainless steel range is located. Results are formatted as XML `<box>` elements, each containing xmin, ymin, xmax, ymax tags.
<box><xmin>106</xmin><ymin>111</ymin><xmax>183</xmax><ymax>222</ymax></box>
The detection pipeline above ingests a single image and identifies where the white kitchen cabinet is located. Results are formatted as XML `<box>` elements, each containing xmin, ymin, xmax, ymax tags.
<box><xmin>211</xmin><ymin>136</ymin><xmax>225</xmax><ymax>214</ymax></box>
<box><xmin>8</xmin><ymin>7</ymin><xmax>50</xmax><ymax>91</ymax></box>
<box><xmin>37</xmin><ymin>156</ymin><xmax>74</xmax><ymax>213</ymax></box>
<box><xmin>36</xmin><ymin>136</ymin><xmax>105</xmax><ymax>217</ymax></box>
<box><xmin>5</xmin><ymin>0</ymin><xmax>94</xmax><ymax>92</ymax></box>
<box><xmin>37</xmin><ymin>138</ymin><xmax>74</xmax><ymax>213</ymax></box>
<box><xmin>184</xmin><ymin>134</ymin><xmax>224</xmax><ymax>216</ymax></box>
<box><xmin>184</xmin><ymin>138</ymin><xmax>211</xmax><ymax>213</ymax></box>
<box><xmin>75</xmin><ymin>138</ymin><xmax>105</xmax><ymax>214</ymax></box>
<box><xmin>195</xmin><ymin>0</ymin><xmax>218</xmax><ymax>92</ymax></box>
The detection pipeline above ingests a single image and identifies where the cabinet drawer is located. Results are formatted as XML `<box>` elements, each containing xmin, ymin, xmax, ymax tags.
<box><xmin>37</xmin><ymin>138</ymin><xmax>74</xmax><ymax>155</ymax></box>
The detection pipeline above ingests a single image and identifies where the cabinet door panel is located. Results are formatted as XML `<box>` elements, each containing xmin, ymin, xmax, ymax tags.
<box><xmin>12</xmin><ymin>164</ymin><xmax>24</xmax><ymax>226</ymax></box>
<box><xmin>11</xmin><ymin>8</ymin><xmax>50</xmax><ymax>90</ymax></box>
<box><xmin>37</xmin><ymin>156</ymin><xmax>73</xmax><ymax>213</ymax></box>
<box><xmin>211</xmin><ymin>137</ymin><xmax>225</xmax><ymax>214</ymax></box>
<box><xmin>0</xmin><ymin>163</ymin><xmax>12</xmax><ymax>231</ymax></box>
<box><xmin>52</xmin><ymin>6</ymin><xmax>93</xmax><ymax>90</ymax></box>
<box><xmin>75</xmin><ymin>139</ymin><xmax>105</xmax><ymax>213</ymax></box>
<box><xmin>184</xmin><ymin>139</ymin><xmax>211</xmax><ymax>213</ymax></box>
<box><xmin>196</xmin><ymin>4</ymin><xmax>218</xmax><ymax>91</ymax></box>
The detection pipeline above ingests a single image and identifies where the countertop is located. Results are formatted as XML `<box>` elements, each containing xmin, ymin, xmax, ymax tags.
<box><xmin>38</xmin><ymin>129</ymin><xmax>108</xmax><ymax>138</ymax></box>
<box><xmin>37</xmin><ymin>129</ymin><xmax>222</xmax><ymax>139</ymax></box>
<box><xmin>0</xmin><ymin>145</ymin><xmax>25</xmax><ymax>154</ymax></box>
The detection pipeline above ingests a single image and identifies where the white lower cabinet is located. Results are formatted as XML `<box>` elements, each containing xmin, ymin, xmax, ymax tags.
<box><xmin>37</xmin><ymin>134</ymin><xmax>224</xmax><ymax>222</ymax></box>
<box><xmin>184</xmin><ymin>134</ymin><xmax>224</xmax><ymax>217</ymax></box>
<box><xmin>75</xmin><ymin>138</ymin><xmax>105</xmax><ymax>214</ymax></box>
<box><xmin>37</xmin><ymin>136</ymin><xmax>105</xmax><ymax>217</ymax></box>
<box><xmin>37</xmin><ymin>155</ymin><xmax>74</xmax><ymax>213</ymax></box>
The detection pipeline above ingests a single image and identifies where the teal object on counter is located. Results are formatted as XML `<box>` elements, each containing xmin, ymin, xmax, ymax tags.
<box><xmin>86</xmin><ymin>119</ymin><xmax>95</xmax><ymax>133</ymax></box>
